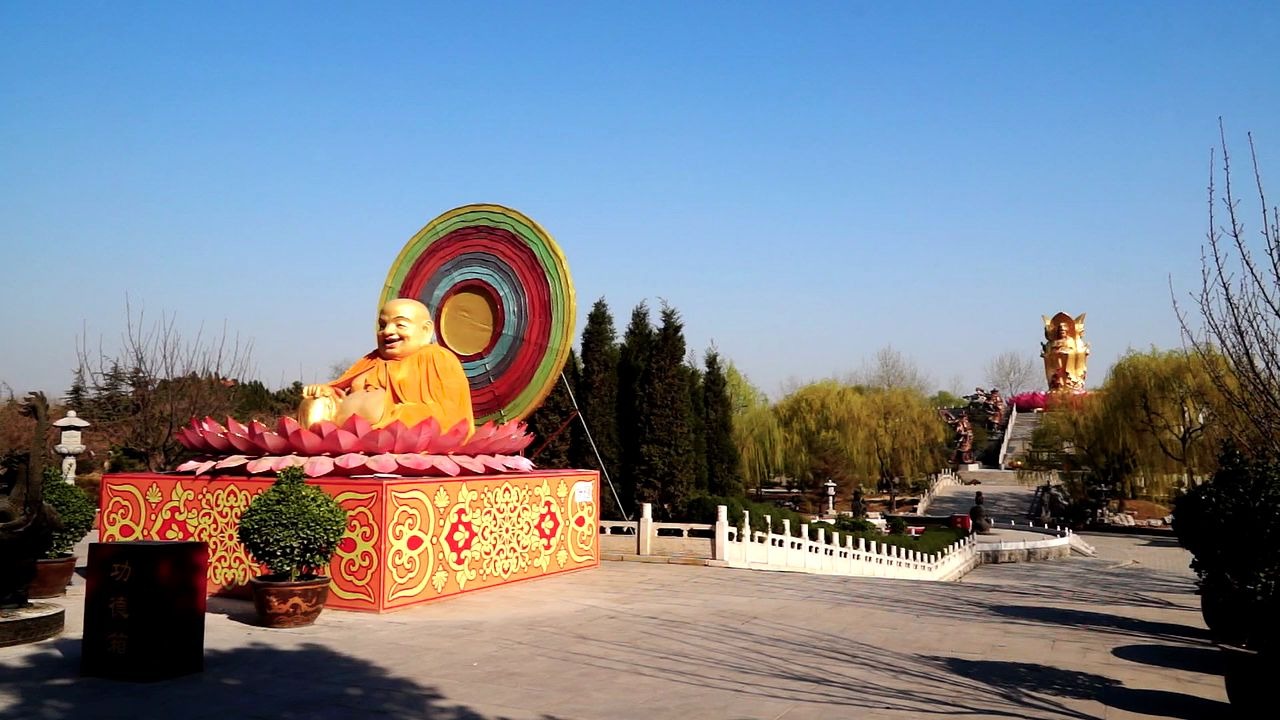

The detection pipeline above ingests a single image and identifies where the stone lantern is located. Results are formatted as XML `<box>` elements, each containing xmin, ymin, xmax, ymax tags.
<box><xmin>823</xmin><ymin>478</ymin><xmax>837</xmax><ymax>515</ymax></box>
<box><xmin>53</xmin><ymin>410</ymin><xmax>90</xmax><ymax>484</ymax></box>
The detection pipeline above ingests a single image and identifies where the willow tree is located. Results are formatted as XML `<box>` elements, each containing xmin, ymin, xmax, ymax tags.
<box><xmin>1036</xmin><ymin>392</ymin><xmax>1141</xmax><ymax>509</ymax></box>
<box><xmin>1038</xmin><ymin>348</ymin><xmax>1235</xmax><ymax>505</ymax></box>
<box><xmin>733</xmin><ymin>404</ymin><xmax>786</xmax><ymax>498</ymax></box>
<box><xmin>725</xmin><ymin>361</ymin><xmax>769</xmax><ymax>415</ymax></box>
<box><xmin>1105</xmin><ymin>349</ymin><xmax>1232</xmax><ymax>488</ymax></box>
<box><xmin>861</xmin><ymin>387</ymin><xmax>948</xmax><ymax>509</ymax></box>
<box><xmin>772</xmin><ymin>380</ymin><xmax>864</xmax><ymax>496</ymax></box>
<box><xmin>727</xmin><ymin>366</ymin><xmax>783</xmax><ymax>497</ymax></box>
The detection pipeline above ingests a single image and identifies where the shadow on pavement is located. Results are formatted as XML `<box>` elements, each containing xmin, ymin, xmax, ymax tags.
<box><xmin>1111</xmin><ymin>643</ymin><xmax>1224</xmax><ymax>676</ymax></box>
<box><xmin>992</xmin><ymin>604</ymin><xmax>1209</xmax><ymax>643</ymax></box>
<box><xmin>0</xmin><ymin>638</ymin><xmax>551</xmax><ymax>720</ymax></box>
<box><xmin>205</xmin><ymin>595</ymin><xmax>259</xmax><ymax>626</ymax></box>
<box><xmin>932</xmin><ymin>657</ymin><xmax>1231</xmax><ymax>720</ymax></box>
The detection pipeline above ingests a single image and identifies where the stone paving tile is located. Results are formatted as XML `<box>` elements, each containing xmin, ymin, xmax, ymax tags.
<box><xmin>1</xmin><ymin>534</ymin><xmax>1231</xmax><ymax>719</ymax></box>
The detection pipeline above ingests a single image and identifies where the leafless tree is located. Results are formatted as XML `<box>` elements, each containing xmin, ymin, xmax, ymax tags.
<box><xmin>327</xmin><ymin>358</ymin><xmax>357</xmax><ymax>380</ymax></box>
<box><xmin>77</xmin><ymin>300</ymin><xmax>255</xmax><ymax>471</ymax></box>
<box><xmin>853</xmin><ymin>346</ymin><xmax>932</xmax><ymax>396</ymax></box>
<box><xmin>1176</xmin><ymin>122</ymin><xmax>1280</xmax><ymax>458</ymax></box>
<box><xmin>984</xmin><ymin>350</ymin><xmax>1038</xmax><ymax>398</ymax></box>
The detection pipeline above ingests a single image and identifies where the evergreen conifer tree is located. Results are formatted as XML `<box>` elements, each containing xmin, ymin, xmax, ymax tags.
<box><xmin>635</xmin><ymin>304</ymin><xmax>694</xmax><ymax>518</ymax></box>
<box><xmin>65</xmin><ymin>367</ymin><xmax>89</xmax><ymax>412</ymax></box>
<box><xmin>575</xmin><ymin>298</ymin><xmax>623</xmax><ymax>517</ymax></box>
<box><xmin>617</xmin><ymin>302</ymin><xmax>655</xmax><ymax>512</ymax></box>
<box><xmin>525</xmin><ymin>351</ymin><xmax>581</xmax><ymax>469</ymax></box>
<box><xmin>685</xmin><ymin>361</ymin><xmax>708</xmax><ymax>494</ymax></box>
<box><xmin>703</xmin><ymin>349</ymin><xmax>742</xmax><ymax>497</ymax></box>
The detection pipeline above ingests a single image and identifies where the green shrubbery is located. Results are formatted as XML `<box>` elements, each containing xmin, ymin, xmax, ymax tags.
<box><xmin>687</xmin><ymin>492</ymin><xmax>966</xmax><ymax>557</ymax></box>
<box><xmin>818</xmin><ymin>521</ymin><xmax>965</xmax><ymax>556</ymax></box>
<box><xmin>1174</xmin><ymin>444</ymin><xmax>1280</xmax><ymax>652</ymax></box>
<box><xmin>237</xmin><ymin>466</ymin><xmax>348</xmax><ymax>582</ymax></box>
<box><xmin>682</xmin><ymin>494</ymin><xmax>810</xmax><ymax>536</ymax></box>
<box><xmin>42</xmin><ymin>467</ymin><xmax>96</xmax><ymax>558</ymax></box>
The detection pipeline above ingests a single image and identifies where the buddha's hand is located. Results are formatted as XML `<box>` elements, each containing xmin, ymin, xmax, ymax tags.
<box><xmin>303</xmin><ymin>384</ymin><xmax>340</xmax><ymax>399</ymax></box>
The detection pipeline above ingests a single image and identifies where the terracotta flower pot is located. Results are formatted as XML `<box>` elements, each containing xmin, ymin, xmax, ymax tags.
<box><xmin>28</xmin><ymin>554</ymin><xmax>77</xmax><ymax>598</ymax></box>
<box><xmin>248</xmin><ymin>575</ymin><xmax>332</xmax><ymax>628</ymax></box>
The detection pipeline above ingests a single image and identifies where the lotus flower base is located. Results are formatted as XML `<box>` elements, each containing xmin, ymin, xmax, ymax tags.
<box><xmin>175</xmin><ymin>415</ymin><xmax>535</xmax><ymax>478</ymax></box>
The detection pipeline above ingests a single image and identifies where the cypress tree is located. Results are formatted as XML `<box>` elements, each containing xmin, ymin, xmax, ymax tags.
<box><xmin>525</xmin><ymin>351</ymin><xmax>581</xmax><ymax>469</ymax></box>
<box><xmin>685</xmin><ymin>361</ymin><xmax>708</xmax><ymax>494</ymax></box>
<box><xmin>617</xmin><ymin>302</ymin><xmax>655</xmax><ymax>513</ymax></box>
<box><xmin>703</xmin><ymin>349</ymin><xmax>742</xmax><ymax>497</ymax></box>
<box><xmin>635</xmin><ymin>303</ymin><xmax>693</xmax><ymax>518</ymax></box>
<box><xmin>65</xmin><ymin>367</ymin><xmax>89</xmax><ymax>413</ymax></box>
<box><xmin>575</xmin><ymin>298</ymin><xmax>623</xmax><ymax>517</ymax></box>
<box><xmin>90</xmin><ymin>361</ymin><xmax>131</xmax><ymax>423</ymax></box>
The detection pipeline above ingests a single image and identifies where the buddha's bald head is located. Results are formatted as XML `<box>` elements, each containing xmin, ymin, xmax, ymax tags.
<box><xmin>377</xmin><ymin>298</ymin><xmax>434</xmax><ymax>360</ymax></box>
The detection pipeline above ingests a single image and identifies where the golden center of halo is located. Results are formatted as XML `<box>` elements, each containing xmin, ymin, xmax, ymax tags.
<box><xmin>439</xmin><ymin>290</ymin><xmax>497</xmax><ymax>356</ymax></box>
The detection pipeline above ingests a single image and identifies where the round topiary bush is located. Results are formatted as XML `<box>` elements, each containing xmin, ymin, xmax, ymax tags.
<box><xmin>42</xmin><ymin>466</ymin><xmax>96</xmax><ymax>558</ymax></box>
<box><xmin>237</xmin><ymin>466</ymin><xmax>348</xmax><ymax>582</ymax></box>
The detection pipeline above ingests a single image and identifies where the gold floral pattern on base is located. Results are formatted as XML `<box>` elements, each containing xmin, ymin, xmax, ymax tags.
<box><xmin>386</xmin><ymin>489</ymin><xmax>436</xmax><ymax>602</ymax></box>
<box><xmin>99</xmin><ymin>469</ymin><xmax>599</xmax><ymax>612</ymax></box>
<box><xmin>331</xmin><ymin>490</ymin><xmax>379</xmax><ymax>602</ymax></box>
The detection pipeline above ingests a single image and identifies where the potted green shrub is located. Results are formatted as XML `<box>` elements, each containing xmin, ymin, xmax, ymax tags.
<box><xmin>31</xmin><ymin>466</ymin><xmax>96</xmax><ymax>598</ymax></box>
<box><xmin>237</xmin><ymin>466</ymin><xmax>348</xmax><ymax>627</ymax></box>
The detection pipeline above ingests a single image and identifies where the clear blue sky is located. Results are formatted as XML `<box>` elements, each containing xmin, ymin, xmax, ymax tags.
<box><xmin>3</xmin><ymin>1</ymin><xmax>1278</xmax><ymax>402</ymax></box>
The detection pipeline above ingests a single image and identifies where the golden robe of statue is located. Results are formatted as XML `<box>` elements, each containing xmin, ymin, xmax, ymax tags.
<box><xmin>1041</xmin><ymin>312</ymin><xmax>1089</xmax><ymax>392</ymax></box>
<box><xmin>298</xmin><ymin>298</ymin><xmax>475</xmax><ymax>436</ymax></box>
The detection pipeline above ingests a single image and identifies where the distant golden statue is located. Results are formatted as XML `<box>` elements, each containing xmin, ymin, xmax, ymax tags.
<box><xmin>297</xmin><ymin>298</ymin><xmax>475</xmax><ymax>435</ymax></box>
<box><xmin>1041</xmin><ymin>312</ymin><xmax>1089</xmax><ymax>392</ymax></box>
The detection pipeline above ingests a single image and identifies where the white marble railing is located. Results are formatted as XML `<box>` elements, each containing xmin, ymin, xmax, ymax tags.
<box><xmin>998</xmin><ymin>403</ymin><xmax>1018</xmax><ymax>469</ymax></box>
<box><xmin>720</xmin><ymin>507</ymin><xmax>978</xmax><ymax>581</ymax></box>
<box><xmin>602</xmin><ymin>502</ymin><xmax>981</xmax><ymax>581</ymax></box>
<box><xmin>915</xmin><ymin>468</ymin><xmax>960</xmax><ymax>516</ymax></box>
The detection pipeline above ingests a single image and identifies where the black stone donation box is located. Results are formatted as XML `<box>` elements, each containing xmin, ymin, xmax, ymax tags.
<box><xmin>81</xmin><ymin>541</ymin><xmax>208</xmax><ymax>681</ymax></box>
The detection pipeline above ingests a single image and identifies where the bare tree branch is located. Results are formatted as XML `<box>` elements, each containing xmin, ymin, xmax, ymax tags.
<box><xmin>1176</xmin><ymin>121</ymin><xmax>1280</xmax><ymax>458</ymax></box>
<box><xmin>983</xmin><ymin>350</ymin><xmax>1038</xmax><ymax>397</ymax></box>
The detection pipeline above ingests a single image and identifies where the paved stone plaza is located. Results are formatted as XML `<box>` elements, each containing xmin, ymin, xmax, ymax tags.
<box><xmin>0</xmin><ymin>533</ymin><xmax>1226</xmax><ymax>719</ymax></box>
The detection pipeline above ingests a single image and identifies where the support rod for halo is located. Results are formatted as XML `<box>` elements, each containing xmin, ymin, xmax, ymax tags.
<box><xmin>560</xmin><ymin>371</ymin><xmax>629</xmax><ymax>522</ymax></box>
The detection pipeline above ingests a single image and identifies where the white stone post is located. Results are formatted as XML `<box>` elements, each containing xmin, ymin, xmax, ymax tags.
<box><xmin>714</xmin><ymin>505</ymin><xmax>729</xmax><ymax>561</ymax></box>
<box><xmin>638</xmin><ymin>502</ymin><xmax>654</xmax><ymax>556</ymax></box>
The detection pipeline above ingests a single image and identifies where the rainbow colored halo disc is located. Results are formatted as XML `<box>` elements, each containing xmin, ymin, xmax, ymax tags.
<box><xmin>381</xmin><ymin>204</ymin><xmax>575</xmax><ymax>424</ymax></box>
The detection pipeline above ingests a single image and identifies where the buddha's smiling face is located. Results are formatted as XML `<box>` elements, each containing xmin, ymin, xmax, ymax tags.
<box><xmin>377</xmin><ymin>299</ymin><xmax>433</xmax><ymax>360</ymax></box>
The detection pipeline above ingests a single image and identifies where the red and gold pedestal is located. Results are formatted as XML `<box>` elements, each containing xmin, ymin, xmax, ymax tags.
<box><xmin>98</xmin><ymin>470</ymin><xmax>599</xmax><ymax>613</ymax></box>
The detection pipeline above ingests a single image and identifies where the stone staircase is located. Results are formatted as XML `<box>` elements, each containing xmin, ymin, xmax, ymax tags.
<box><xmin>999</xmin><ymin>411</ymin><xmax>1042</xmax><ymax>468</ymax></box>
<box><xmin>925</xmin><ymin>469</ymin><xmax>1036</xmax><ymax>521</ymax></box>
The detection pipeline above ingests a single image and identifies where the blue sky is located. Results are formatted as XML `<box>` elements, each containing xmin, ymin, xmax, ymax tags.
<box><xmin>2</xmin><ymin>1</ymin><xmax>1278</xmax><ymax>402</ymax></box>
